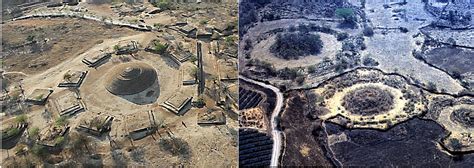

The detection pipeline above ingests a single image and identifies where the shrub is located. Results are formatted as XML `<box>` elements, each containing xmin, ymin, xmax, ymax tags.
<box><xmin>158</xmin><ymin>137</ymin><xmax>191</xmax><ymax>159</ymax></box>
<box><xmin>307</xmin><ymin>65</ymin><xmax>317</xmax><ymax>73</ymax></box>
<box><xmin>399</xmin><ymin>27</ymin><xmax>409</xmax><ymax>33</ymax></box>
<box><xmin>298</xmin><ymin>24</ymin><xmax>310</xmax><ymax>32</ymax></box>
<box><xmin>342</xmin><ymin>41</ymin><xmax>355</xmax><ymax>51</ymax></box>
<box><xmin>154</xmin><ymin>0</ymin><xmax>172</xmax><ymax>10</ymax></box>
<box><xmin>363</xmin><ymin>26</ymin><xmax>374</xmax><ymax>36</ymax></box>
<box><xmin>6</xmin><ymin>128</ymin><xmax>20</xmax><ymax>137</ymax></box>
<box><xmin>15</xmin><ymin>115</ymin><xmax>27</xmax><ymax>124</ymax></box>
<box><xmin>270</xmin><ymin>32</ymin><xmax>323</xmax><ymax>60</ymax></box>
<box><xmin>296</xmin><ymin>76</ymin><xmax>305</xmax><ymax>85</ymax></box>
<box><xmin>55</xmin><ymin>116</ymin><xmax>68</xmax><ymax>126</ymax></box>
<box><xmin>450</xmin><ymin>138</ymin><xmax>462</xmax><ymax>150</ymax></box>
<box><xmin>26</xmin><ymin>35</ymin><xmax>35</xmax><ymax>42</ymax></box>
<box><xmin>336</xmin><ymin>32</ymin><xmax>349</xmax><ymax>41</ymax></box>
<box><xmin>427</xmin><ymin>82</ymin><xmax>437</xmax><ymax>91</ymax></box>
<box><xmin>244</xmin><ymin>39</ymin><xmax>252</xmax><ymax>51</ymax></box>
<box><xmin>153</xmin><ymin>23</ymin><xmax>163</xmax><ymax>29</ymax></box>
<box><xmin>225</xmin><ymin>36</ymin><xmax>235</xmax><ymax>45</ymax></box>
<box><xmin>199</xmin><ymin>19</ymin><xmax>208</xmax><ymax>25</ymax></box>
<box><xmin>31</xmin><ymin>144</ymin><xmax>47</xmax><ymax>158</ymax></box>
<box><xmin>193</xmin><ymin>97</ymin><xmax>205</xmax><ymax>108</ymax></box>
<box><xmin>362</xmin><ymin>57</ymin><xmax>379</xmax><ymax>66</ymax></box>
<box><xmin>153</xmin><ymin>41</ymin><xmax>169</xmax><ymax>54</ymax></box>
<box><xmin>29</xmin><ymin>127</ymin><xmax>40</xmax><ymax>139</ymax></box>
<box><xmin>54</xmin><ymin>136</ymin><xmax>65</xmax><ymax>145</ymax></box>
<box><xmin>113</xmin><ymin>45</ymin><xmax>120</xmax><ymax>51</ymax></box>
<box><xmin>278</xmin><ymin>67</ymin><xmax>301</xmax><ymax>80</ymax></box>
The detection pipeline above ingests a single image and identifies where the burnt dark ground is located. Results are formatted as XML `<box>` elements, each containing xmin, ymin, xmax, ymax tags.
<box><xmin>280</xmin><ymin>91</ymin><xmax>474</xmax><ymax>167</ymax></box>
<box><xmin>326</xmin><ymin>118</ymin><xmax>474</xmax><ymax>167</ymax></box>
<box><xmin>280</xmin><ymin>91</ymin><xmax>333</xmax><ymax>167</ymax></box>
<box><xmin>424</xmin><ymin>47</ymin><xmax>474</xmax><ymax>75</ymax></box>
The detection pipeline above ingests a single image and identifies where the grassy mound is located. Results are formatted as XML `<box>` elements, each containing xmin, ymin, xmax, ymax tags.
<box><xmin>342</xmin><ymin>86</ymin><xmax>395</xmax><ymax>116</ymax></box>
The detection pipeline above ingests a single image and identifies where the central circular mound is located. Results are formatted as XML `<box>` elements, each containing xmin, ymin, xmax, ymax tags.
<box><xmin>451</xmin><ymin>108</ymin><xmax>474</xmax><ymax>127</ymax></box>
<box><xmin>269</xmin><ymin>32</ymin><xmax>323</xmax><ymax>60</ymax></box>
<box><xmin>105</xmin><ymin>62</ymin><xmax>157</xmax><ymax>95</ymax></box>
<box><xmin>342</xmin><ymin>86</ymin><xmax>395</xmax><ymax>116</ymax></box>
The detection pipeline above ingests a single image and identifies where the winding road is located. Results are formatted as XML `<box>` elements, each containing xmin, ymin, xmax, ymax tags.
<box><xmin>239</xmin><ymin>76</ymin><xmax>284</xmax><ymax>167</ymax></box>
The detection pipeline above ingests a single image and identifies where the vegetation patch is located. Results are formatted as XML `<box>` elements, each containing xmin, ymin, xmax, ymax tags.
<box><xmin>158</xmin><ymin>137</ymin><xmax>191</xmax><ymax>160</ymax></box>
<box><xmin>270</xmin><ymin>32</ymin><xmax>323</xmax><ymax>60</ymax></box>
<box><xmin>342</xmin><ymin>86</ymin><xmax>395</xmax><ymax>116</ymax></box>
<box><xmin>451</xmin><ymin>108</ymin><xmax>474</xmax><ymax>128</ymax></box>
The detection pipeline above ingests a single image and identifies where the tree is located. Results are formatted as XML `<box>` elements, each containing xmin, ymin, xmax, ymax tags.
<box><xmin>335</xmin><ymin>8</ymin><xmax>356</xmax><ymax>24</ymax></box>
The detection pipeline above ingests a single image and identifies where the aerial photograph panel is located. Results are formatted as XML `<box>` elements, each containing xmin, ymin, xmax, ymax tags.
<box><xmin>239</xmin><ymin>0</ymin><xmax>473</xmax><ymax>167</ymax></box>
<box><xmin>1</xmin><ymin>0</ymin><xmax>238</xmax><ymax>167</ymax></box>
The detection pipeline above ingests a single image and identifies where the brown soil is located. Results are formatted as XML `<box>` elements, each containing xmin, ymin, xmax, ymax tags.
<box><xmin>2</xmin><ymin>18</ymin><xmax>137</xmax><ymax>74</ymax></box>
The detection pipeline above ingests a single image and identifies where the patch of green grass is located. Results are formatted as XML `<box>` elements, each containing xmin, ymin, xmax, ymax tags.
<box><xmin>54</xmin><ymin>136</ymin><xmax>65</xmax><ymax>145</ymax></box>
<box><xmin>6</xmin><ymin>127</ymin><xmax>20</xmax><ymax>137</ymax></box>
<box><xmin>55</xmin><ymin>116</ymin><xmax>68</xmax><ymax>126</ymax></box>
<box><xmin>29</xmin><ymin>127</ymin><xmax>40</xmax><ymax>139</ymax></box>
<box><xmin>15</xmin><ymin>115</ymin><xmax>28</xmax><ymax>124</ymax></box>
<box><xmin>153</xmin><ymin>0</ymin><xmax>172</xmax><ymax>10</ymax></box>
<box><xmin>199</xmin><ymin>19</ymin><xmax>208</xmax><ymax>25</ymax></box>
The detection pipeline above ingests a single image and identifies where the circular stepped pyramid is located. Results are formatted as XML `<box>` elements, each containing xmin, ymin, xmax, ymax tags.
<box><xmin>105</xmin><ymin>62</ymin><xmax>157</xmax><ymax>95</ymax></box>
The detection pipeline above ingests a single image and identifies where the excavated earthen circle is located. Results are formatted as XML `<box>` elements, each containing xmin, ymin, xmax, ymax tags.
<box><xmin>342</xmin><ymin>86</ymin><xmax>395</xmax><ymax>116</ymax></box>
<box><xmin>105</xmin><ymin>62</ymin><xmax>157</xmax><ymax>95</ymax></box>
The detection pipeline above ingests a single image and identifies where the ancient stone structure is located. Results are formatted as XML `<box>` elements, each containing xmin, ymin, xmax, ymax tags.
<box><xmin>197</xmin><ymin>111</ymin><xmax>226</xmax><ymax>125</ymax></box>
<box><xmin>76</xmin><ymin>115</ymin><xmax>114</xmax><ymax>136</ymax></box>
<box><xmin>104</xmin><ymin>62</ymin><xmax>157</xmax><ymax>95</ymax></box>
<box><xmin>161</xmin><ymin>92</ymin><xmax>193</xmax><ymax>115</ymax></box>
<box><xmin>58</xmin><ymin>70</ymin><xmax>88</xmax><ymax>88</ymax></box>
<box><xmin>26</xmin><ymin>89</ymin><xmax>53</xmax><ymax>105</ymax></box>
<box><xmin>48</xmin><ymin>90</ymin><xmax>85</xmax><ymax>116</ymax></box>
<box><xmin>127</xmin><ymin>111</ymin><xmax>157</xmax><ymax>141</ymax></box>
<box><xmin>82</xmin><ymin>52</ymin><xmax>111</xmax><ymax>68</ymax></box>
